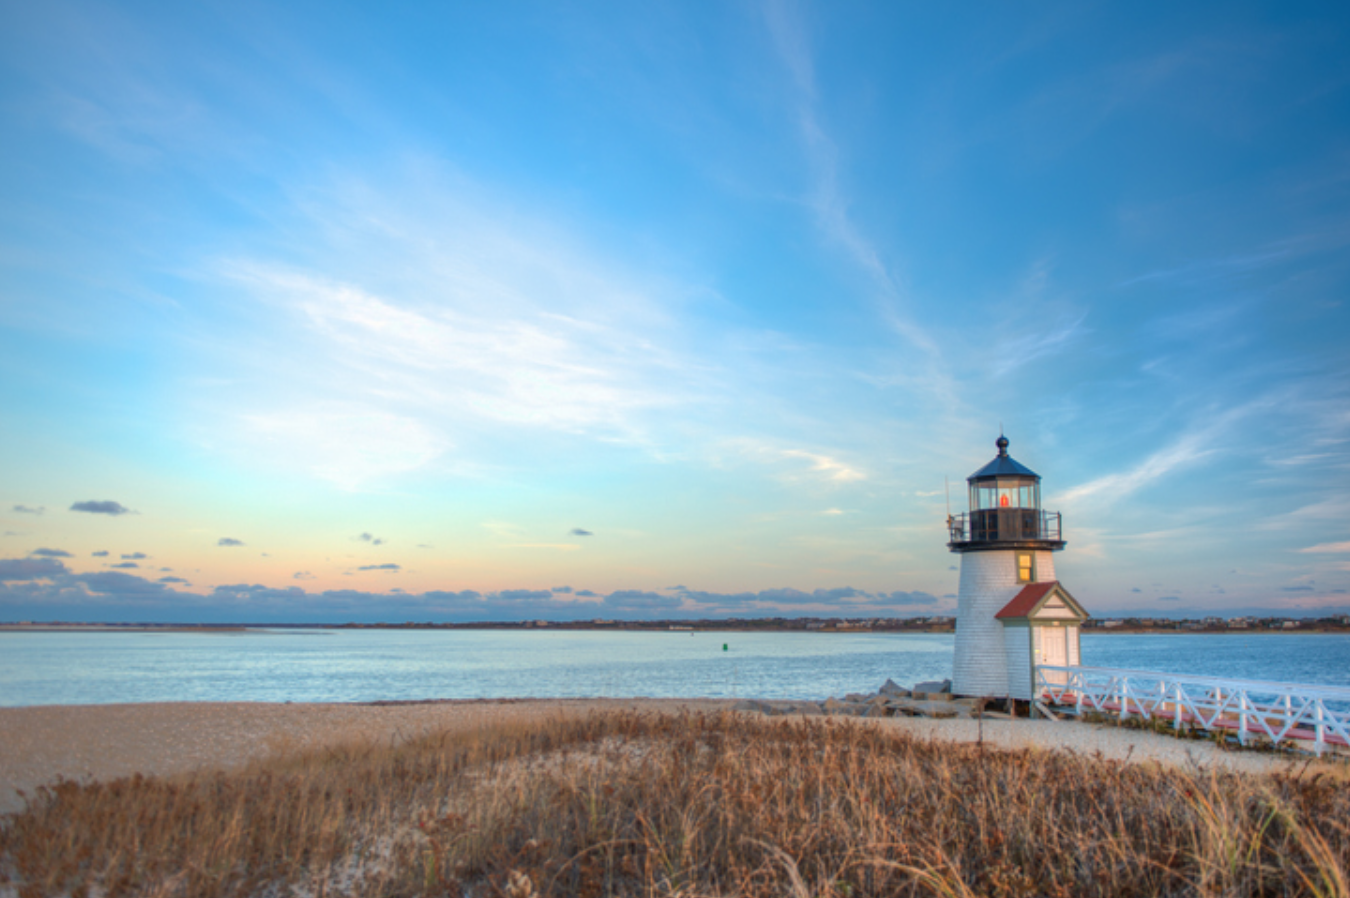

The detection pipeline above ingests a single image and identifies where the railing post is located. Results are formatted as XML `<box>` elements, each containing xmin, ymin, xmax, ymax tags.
<box><xmin>1238</xmin><ymin>691</ymin><xmax>1249</xmax><ymax>745</ymax></box>
<box><xmin>1119</xmin><ymin>677</ymin><xmax>1128</xmax><ymax>720</ymax></box>
<box><xmin>1315</xmin><ymin>701</ymin><xmax>1325</xmax><ymax>757</ymax></box>
<box><xmin>1174</xmin><ymin>680</ymin><xmax>1182</xmax><ymax>729</ymax></box>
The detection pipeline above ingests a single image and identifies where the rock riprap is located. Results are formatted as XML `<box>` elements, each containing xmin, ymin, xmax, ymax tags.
<box><xmin>732</xmin><ymin>679</ymin><xmax>978</xmax><ymax>720</ymax></box>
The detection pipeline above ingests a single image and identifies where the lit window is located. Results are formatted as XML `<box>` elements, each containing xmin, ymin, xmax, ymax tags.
<box><xmin>1017</xmin><ymin>552</ymin><xmax>1034</xmax><ymax>583</ymax></box>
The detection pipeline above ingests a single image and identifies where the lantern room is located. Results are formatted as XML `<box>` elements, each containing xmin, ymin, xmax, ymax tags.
<box><xmin>949</xmin><ymin>435</ymin><xmax>1065</xmax><ymax>552</ymax></box>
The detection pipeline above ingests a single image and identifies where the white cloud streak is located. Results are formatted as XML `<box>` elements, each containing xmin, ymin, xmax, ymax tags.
<box><xmin>1300</xmin><ymin>541</ymin><xmax>1350</xmax><ymax>554</ymax></box>
<box><xmin>760</xmin><ymin>0</ymin><xmax>938</xmax><ymax>358</ymax></box>
<box><xmin>1055</xmin><ymin>430</ymin><xmax>1216</xmax><ymax>507</ymax></box>
<box><xmin>991</xmin><ymin>314</ymin><xmax>1089</xmax><ymax>377</ymax></box>
<box><xmin>780</xmin><ymin>449</ymin><xmax>865</xmax><ymax>483</ymax></box>
<box><xmin>203</xmin><ymin>168</ymin><xmax>725</xmax><ymax>486</ymax></box>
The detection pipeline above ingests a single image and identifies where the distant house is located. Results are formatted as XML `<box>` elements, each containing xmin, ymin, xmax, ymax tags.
<box><xmin>1281</xmin><ymin>620</ymin><xmax>1299</xmax><ymax>629</ymax></box>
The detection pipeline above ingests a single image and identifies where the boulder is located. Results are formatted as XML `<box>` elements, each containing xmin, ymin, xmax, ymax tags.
<box><xmin>913</xmin><ymin>679</ymin><xmax>952</xmax><ymax>695</ymax></box>
<box><xmin>822</xmin><ymin>698</ymin><xmax>866</xmax><ymax>717</ymax></box>
<box><xmin>844</xmin><ymin>693</ymin><xmax>868</xmax><ymax>703</ymax></box>
<box><xmin>881</xmin><ymin>698</ymin><xmax>966</xmax><ymax>719</ymax></box>
<box><xmin>879</xmin><ymin>678</ymin><xmax>908</xmax><ymax>697</ymax></box>
<box><xmin>731</xmin><ymin>699</ymin><xmax>767</xmax><ymax>713</ymax></box>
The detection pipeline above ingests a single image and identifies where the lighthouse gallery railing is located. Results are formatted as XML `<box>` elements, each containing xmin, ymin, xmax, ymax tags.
<box><xmin>1035</xmin><ymin>665</ymin><xmax>1350</xmax><ymax>756</ymax></box>
<box><xmin>947</xmin><ymin>510</ymin><xmax>1061</xmax><ymax>544</ymax></box>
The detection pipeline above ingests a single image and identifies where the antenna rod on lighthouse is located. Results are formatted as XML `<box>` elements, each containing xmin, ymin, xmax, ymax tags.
<box><xmin>945</xmin><ymin>475</ymin><xmax>953</xmax><ymax>537</ymax></box>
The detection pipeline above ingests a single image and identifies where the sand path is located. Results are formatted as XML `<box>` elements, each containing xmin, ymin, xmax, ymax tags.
<box><xmin>0</xmin><ymin>700</ymin><xmax>1324</xmax><ymax>816</ymax></box>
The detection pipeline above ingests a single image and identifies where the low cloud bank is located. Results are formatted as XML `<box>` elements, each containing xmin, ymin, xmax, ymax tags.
<box><xmin>0</xmin><ymin>556</ymin><xmax>947</xmax><ymax>623</ymax></box>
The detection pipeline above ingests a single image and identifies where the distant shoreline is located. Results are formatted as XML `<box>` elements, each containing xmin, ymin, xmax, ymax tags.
<box><xmin>0</xmin><ymin>625</ymin><xmax>254</xmax><ymax>634</ymax></box>
<box><xmin>2</xmin><ymin>622</ymin><xmax>1348</xmax><ymax>635</ymax></box>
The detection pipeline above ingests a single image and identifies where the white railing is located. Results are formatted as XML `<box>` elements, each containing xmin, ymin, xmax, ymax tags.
<box><xmin>1035</xmin><ymin>665</ymin><xmax>1350</xmax><ymax>756</ymax></box>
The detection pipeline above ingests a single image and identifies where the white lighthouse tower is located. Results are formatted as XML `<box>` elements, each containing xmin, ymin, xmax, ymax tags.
<box><xmin>948</xmin><ymin>436</ymin><xmax>1088</xmax><ymax>700</ymax></box>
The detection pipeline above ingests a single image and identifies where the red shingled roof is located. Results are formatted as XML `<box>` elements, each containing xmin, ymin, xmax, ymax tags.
<box><xmin>995</xmin><ymin>581</ymin><xmax>1061</xmax><ymax>619</ymax></box>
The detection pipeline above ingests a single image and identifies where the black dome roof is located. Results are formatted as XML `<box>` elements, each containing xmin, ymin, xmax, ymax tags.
<box><xmin>968</xmin><ymin>435</ymin><xmax>1040</xmax><ymax>482</ymax></box>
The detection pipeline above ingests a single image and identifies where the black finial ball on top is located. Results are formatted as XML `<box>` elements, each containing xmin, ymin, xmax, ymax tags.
<box><xmin>996</xmin><ymin>435</ymin><xmax>1009</xmax><ymax>456</ymax></box>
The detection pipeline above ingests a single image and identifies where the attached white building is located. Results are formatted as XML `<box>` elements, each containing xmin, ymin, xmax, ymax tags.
<box><xmin>948</xmin><ymin>436</ymin><xmax>1089</xmax><ymax>700</ymax></box>
<box><xmin>994</xmin><ymin>581</ymin><xmax>1089</xmax><ymax>699</ymax></box>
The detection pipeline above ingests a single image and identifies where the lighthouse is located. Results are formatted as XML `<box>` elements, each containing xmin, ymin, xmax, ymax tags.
<box><xmin>948</xmin><ymin>436</ymin><xmax>1088</xmax><ymax>700</ymax></box>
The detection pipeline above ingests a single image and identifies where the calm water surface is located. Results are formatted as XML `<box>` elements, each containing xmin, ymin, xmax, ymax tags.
<box><xmin>1</xmin><ymin>629</ymin><xmax>1347</xmax><ymax>707</ymax></box>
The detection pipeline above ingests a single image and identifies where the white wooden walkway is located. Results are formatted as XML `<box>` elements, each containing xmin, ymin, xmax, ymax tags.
<box><xmin>1035</xmin><ymin>665</ymin><xmax>1350</xmax><ymax>756</ymax></box>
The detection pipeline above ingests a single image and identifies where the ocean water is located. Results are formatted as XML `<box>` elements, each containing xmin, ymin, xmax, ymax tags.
<box><xmin>0</xmin><ymin>629</ymin><xmax>1347</xmax><ymax>707</ymax></box>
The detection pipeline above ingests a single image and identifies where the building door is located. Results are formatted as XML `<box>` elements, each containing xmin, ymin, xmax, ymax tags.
<box><xmin>1039</xmin><ymin>626</ymin><xmax>1068</xmax><ymax>686</ymax></box>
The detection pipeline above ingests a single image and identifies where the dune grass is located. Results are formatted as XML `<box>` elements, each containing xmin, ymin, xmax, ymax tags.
<box><xmin>1</xmin><ymin>710</ymin><xmax>1347</xmax><ymax>897</ymax></box>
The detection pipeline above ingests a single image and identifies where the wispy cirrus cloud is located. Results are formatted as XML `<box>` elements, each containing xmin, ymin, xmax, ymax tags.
<box><xmin>1054</xmin><ymin>401</ymin><xmax>1265</xmax><ymax>508</ymax></box>
<box><xmin>240</xmin><ymin>403</ymin><xmax>445</xmax><ymax>491</ymax></box>
<box><xmin>1120</xmin><ymin>246</ymin><xmax>1293</xmax><ymax>289</ymax></box>
<box><xmin>729</xmin><ymin>439</ymin><xmax>865</xmax><ymax>484</ymax></box>
<box><xmin>990</xmin><ymin>314</ymin><xmax>1089</xmax><ymax>377</ymax></box>
<box><xmin>1301</xmin><ymin>541</ymin><xmax>1350</xmax><ymax>554</ymax></box>
<box><xmin>208</xmin><ymin>169</ymin><xmax>709</xmax><ymax>487</ymax></box>
<box><xmin>1055</xmin><ymin>431</ymin><xmax>1215</xmax><ymax>506</ymax></box>
<box><xmin>760</xmin><ymin>0</ymin><xmax>938</xmax><ymax>359</ymax></box>
<box><xmin>780</xmin><ymin>450</ymin><xmax>865</xmax><ymax>483</ymax></box>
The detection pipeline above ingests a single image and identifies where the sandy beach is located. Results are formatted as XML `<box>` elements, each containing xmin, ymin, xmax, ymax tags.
<box><xmin>1</xmin><ymin>698</ymin><xmax>1327</xmax><ymax>817</ymax></box>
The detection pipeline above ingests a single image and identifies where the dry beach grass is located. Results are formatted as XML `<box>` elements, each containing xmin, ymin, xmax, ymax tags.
<box><xmin>2</xmin><ymin>704</ymin><xmax>1348</xmax><ymax>897</ymax></box>
<box><xmin>0</xmin><ymin>699</ymin><xmax>733</xmax><ymax>817</ymax></box>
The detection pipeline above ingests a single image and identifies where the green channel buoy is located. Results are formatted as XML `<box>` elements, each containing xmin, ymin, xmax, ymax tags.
<box><xmin>723</xmin><ymin>643</ymin><xmax>728</xmax><ymax>651</ymax></box>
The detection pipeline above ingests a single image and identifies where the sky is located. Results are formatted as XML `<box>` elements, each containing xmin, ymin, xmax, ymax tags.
<box><xmin>1</xmin><ymin>1</ymin><xmax>1348</xmax><ymax>623</ymax></box>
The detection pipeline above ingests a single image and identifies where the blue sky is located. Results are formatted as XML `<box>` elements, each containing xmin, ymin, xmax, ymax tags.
<box><xmin>1</xmin><ymin>1</ymin><xmax>1348</xmax><ymax>622</ymax></box>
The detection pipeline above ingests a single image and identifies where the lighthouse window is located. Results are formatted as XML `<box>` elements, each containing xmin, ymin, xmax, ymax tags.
<box><xmin>1017</xmin><ymin>552</ymin><xmax>1035</xmax><ymax>583</ymax></box>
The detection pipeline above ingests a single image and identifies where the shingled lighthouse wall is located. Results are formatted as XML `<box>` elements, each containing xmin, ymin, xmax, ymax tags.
<box><xmin>952</xmin><ymin>549</ymin><xmax>1057</xmax><ymax>698</ymax></box>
